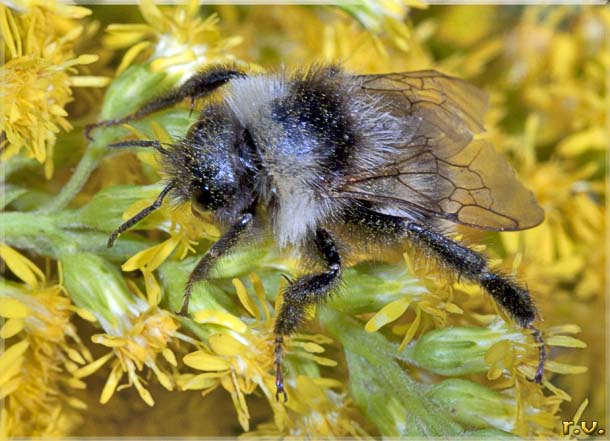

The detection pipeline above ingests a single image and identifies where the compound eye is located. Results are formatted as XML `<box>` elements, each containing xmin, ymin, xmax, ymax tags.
<box><xmin>192</xmin><ymin>185</ymin><xmax>221</xmax><ymax>212</ymax></box>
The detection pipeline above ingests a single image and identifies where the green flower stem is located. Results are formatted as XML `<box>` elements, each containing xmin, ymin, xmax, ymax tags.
<box><xmin>0</xmin><ymin>210</ymin><xmax>152</xmax><ymax>262</ymax></box>
<box><xmin>1</xmin><ymin>155</ymin><xmax>39</xmax><ymax>179</ymax></box>
<box><xmin>39</xmin><ymin>141</ymin><xmax>107</xmax><ymax>214</ymax></box>
<box><xmin>0</xmin><ymin>211</ymin><xmax>77</xmax><ymax>257</ymax></box>
<box><xmin>320</xmin><ymin>307</ymin><xmax>463</xmax><ymax>437</ymax></box>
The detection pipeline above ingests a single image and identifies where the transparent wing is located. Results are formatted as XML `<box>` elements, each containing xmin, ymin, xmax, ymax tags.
<box><xmin>337</xmin><ymin>71</ymin><xmax>544</xmax><ymax>231</ymax></box>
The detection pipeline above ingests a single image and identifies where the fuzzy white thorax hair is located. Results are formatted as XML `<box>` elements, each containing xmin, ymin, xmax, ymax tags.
<box><xmin>225</xmin><ymin>74</ymin><xmax>342</xmax><ymax>248</ymax></box>
<box><xmin>225</xmin><ymin>74</ymin><xmax>286</xmax><ymax>128</ymax></box>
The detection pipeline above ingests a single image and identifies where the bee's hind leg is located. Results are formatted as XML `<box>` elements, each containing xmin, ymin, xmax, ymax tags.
<box><xmin>403</xmin><ymin>222</ymin><xmax>546</xmax><ymax>383</ymax></box>
<box><xmin>344</xmin><ymin>204</ymin><xmax>545</xmax><ymax>383</ymax></box>
<box><xmin>273</xmin><ymin>229</ymin><xmax>342</xmax><ymax>402</ymax></box>
<box><xmin>85</xmin><ymin>65</ymin><xmax>246</xmax><ymax>140</ymax></box>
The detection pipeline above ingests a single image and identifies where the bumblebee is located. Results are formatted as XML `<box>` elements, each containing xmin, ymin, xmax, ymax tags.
<box><xmin>88</xmin><ymin>64</ymin><xmax>545</xmax><ymax>400</ymax></box>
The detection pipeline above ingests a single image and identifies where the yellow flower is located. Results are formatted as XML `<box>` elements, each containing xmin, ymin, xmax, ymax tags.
<box><xmin>0</xmin><ymin>1</ymin><xmax>109</xmax><ymax>177</ymax></box>
<box><xmin>338</xmin><ymin>0</ymin><xmax>426</xmax><ymax>53</ymax></box>
<box><xmin>74</xmin><ymin>306</ymin><xmax>180</xmax><ymax>407</ymax></box>
<box><xmin>178</xmin><ymin>275</ymin><xmax>337</xmax><ymax>432</ymax></box>
<box><xmin>245</xmin><ymin>375</ymin><xmax>369</xmax><ymax>438</ymax></box>
<box><xmin>479</xmin><ymin>321</ymin><xmax>587</xmax><ymax>436</ymax></box>
<box><xmin>64</xmin><ymin>253</ymin><xmax>184</xmax><ymax>407</ymax></box>
<box><xmin>0</xmin><ymin>247</ymin><xmax>92</xmax><ymax>437</ymax></box>
<box><xmin>103</xmin><ymin>0</ymin><xmax>243</xmax><ymax>77</ymax></box>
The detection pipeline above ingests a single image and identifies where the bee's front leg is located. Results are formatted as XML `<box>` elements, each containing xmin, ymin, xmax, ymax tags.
<box><xmin>273</xmin><ymin>229</ymin><xmax>342</xmax><ymax>402</ymax></box>
<box><xmin>85</xmin><ymin>64</ymin><xmax>246</xmax><ymax>139</ymax></box>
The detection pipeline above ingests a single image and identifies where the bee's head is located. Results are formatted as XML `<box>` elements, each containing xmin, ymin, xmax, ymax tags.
<box><xmin>163</xmin><ymin>104</ymin><xmax>256</xmax><ymax>216</ymax></box>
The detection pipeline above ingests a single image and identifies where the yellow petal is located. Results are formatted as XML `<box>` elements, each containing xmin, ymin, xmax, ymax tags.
<box><xmin>74</xmin><ymin>352</ymin><xmax>114</xmax><ymax>378</ymax></box>
<box><xmin>183</xmin><ymin>351</ymin><xmax>231</xmax><ymax>371</ymax></box>
<box><xmin>398</xmin><ymin>307</ymin><xmax>421</xmax><ymax>351</ymax></box>
<box><xmin>487</xmin><ymin>367</ymin><xmax>503</xmax><ymax>380</ymax></box>
<box><xmin>0</xmin><ymin>377</ymin><xmax>21</xmax><ymax>400</ymax></box>
<box><xmin>209</xmin><ymin>333</ymin><xmax>246</xmax><ymax>357</ymax></box>
<box><xmin>298</xmin><ymin>352</ymin><xmax>338</xmax><ymax>367</ymax></box>
<box><xmin>0</xmin><ymin>297</ymin><xmax>28</xmax><ymax>319</ymax></box>
<box><xmin>69</xmin><ymin>75</ymin><xmax>111</xmax><ymax>87</ymax></box>
<box><xmin>545</xmin><ymin>361</ymin><xmax>588</xmax><ymax>375</ymax></box>
<box><xmin>150</xmin><ymin>121</ymin><xmax>172</xmax><ymax>145</ymax></box>
<box><xmin>0</xmin><ymin>244</ymin><xmax>45</xmax><ymax>287</ymax></box>
<box><xmin>0</xmin><ymin>318</ymin><xmax>24</xmax><ymax>338</ymax></box>
<box><xmin>71</xmin><ymin>306</ymin><xmax>97</xmax><ymax>322</ymax></box>
<box><xmin>180</xmin><ymin>372</ymin><xmax>222</xmax><ymax>390</ymax></box>
<box><xmin>116</xmin><ymin>40</ymin><xmax>152</xmax><ymax>74</ymax></box>
<box><xmin>546</xmin><ymin>335</ymin><xmax>587</xmax><ymax>348</ymax></box>
<box><xmin>66</xmin><ymin>378</ymin><xmax>87</xmax><ymax>390</ymax></box>
<box><xmin>162</xmin><ymin>348</ymin><xmax>177</xmax><ymax>367</ymax></box>
<box><xmin>122</xmin><ymin>236</ymin><xmax>179</xmax><ymax>272</ymax></box>
<box><xmin>572</xmin><ymin>398</ymin><xmax>589</xmax><ymax>425</ymax></box>
<box><xmin>365</xmin><ymin>296</ymin><xmax>411</xmax><ymax>333</ymax></box>
<box><xmin>192</xmin><ymin>309</ymin><xmax>247</xmax><ymax>333</ymax></box>
<box><xmin>542</xmin><ymin>379</ymin><xmax>571</xmax><ymax>401</ymax></box>
<box><xmin>0</xmin><ymin>6</ymin><xmax>19</xmax><ymax>58</ymax></box>
<box><xmin>66</xmin><ymin>348</ymin><xmax>86</xmax><ymax>365</ymax></box>
<box><xmin>151</xmin><ymin>363</ymin><xmax>173</xmax><ymax>391</ymax></box>
<box><xmin>0</xmin><ymin>340</ymin><xmax>28</xmax><ymax>376</ymax></box>
<box><xmin>557</xmin><ymin>127</ymin><xmax>607</xmax><ymax>156</ymax></box>
<box><xmin>232</xmin><ymin>278</ymin><xmax>258</xmax><ymax>319</ymax></box>
<box><xmin>150</xmin><ymin>51</ymin><xmax>196</xmax><ymax>72</ymax></box>
<box><xmin>100</xmin><ymin>362</ymin><xmax>123</xmax><ymax>404</ymax></box>
<box><xmin>66</xmin><ymin>397</ymin><xmax>88</xmax><ymax>410</ymax></box>
<box><xmin>249</xmin><ymin>272</ymin><xmax>270</xmax><ymax>320</ymax></box>
<box><xmin>295</xmin><ymin>341</ymin><xmax>325</xmax><ymax>354</ymax></box>
<box><xmin>143</xmin><ymin>269</ymin><xmax>161</xmax><ymax>306</ymax></box>
<box><xmin>91</xmin><ymin>334</ymin><xmax>127</xmax><ymax>348</ymax></box>
<box><xmin>485</xmin><ymin>340</ymin><xmax>511</xmax><ymax>364</ymax></box>
<box><xmin>546</xmin><ymin>324</ymin><xmax>582</xmax><ymax>335</ymax></box>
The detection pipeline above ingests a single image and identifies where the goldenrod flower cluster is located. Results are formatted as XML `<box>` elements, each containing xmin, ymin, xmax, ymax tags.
<box><xmin>1</xmin><ymin>1</ymin><xmax>606</xmax><ymax>437</ymax></box>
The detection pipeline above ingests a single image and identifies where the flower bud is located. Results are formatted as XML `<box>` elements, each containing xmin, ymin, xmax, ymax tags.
<box><xmin>61</xmin><ymin>252</ymin><xmax>145</xmax><ymax>331</ymax></box>
<box><xmin>100</xmin><ymin>64</ymin><xmax>172</xmax><ymax>121</ymax></box>
<box><xmin>428</xmin><ymin>379</ymin><xmax>517</xmax><ymax>431</ymax></box>
<box><xmin>401</xmin><ymin>326</ymin><xmax>518</xmax><ymax>376</ymax></box>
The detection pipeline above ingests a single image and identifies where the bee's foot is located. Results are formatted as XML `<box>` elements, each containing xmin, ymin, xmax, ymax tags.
<box><xmin>175</xmin><ymin>304</ymin><xmax>190</xmax><ymax>317</ymax></box>
<box><xmin>275</xmin><ymin>364</ymin><xmax>287</xmax><ymax>403</ymax></box>
<box><xmin>527</xmin><ymin>324</ymin><xmax>546</xmax><ymax>384</ymax></box>
<box><xmin>274</xmin><ymin>335</ymin><xmax>288</xmax><ymax>402</ymax></box>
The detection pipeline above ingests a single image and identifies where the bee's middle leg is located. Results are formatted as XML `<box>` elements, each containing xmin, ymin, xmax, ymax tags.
<box><xmin>179</xmin><ymin>212</ymin><xmax>254</xmax><ymax>316</ymax></box>
<box><xmin>273</xmin><ymin>229</ymin><xmax>341</xmax><ymax>401</ymax></box>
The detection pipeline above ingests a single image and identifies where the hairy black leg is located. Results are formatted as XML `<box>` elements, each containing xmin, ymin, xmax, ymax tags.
<box><xmin>273</xmin><ymin>229</ymin><xmax>342</xmax><ymax>401</ymax></box>
<box><xmin>85</xmin><ymin>65</ymin><xmax>246</xmax><ymax>139</ymax></box>
<box><xmin>107</xmin><ymin>183</ymin><xmax>174</xmax><ymax>248</ymax></box>
<box><xmin>107</xmin><ymin>139</ymin><xmax>169</xmax><ymax>155</ymax></box>
<box><xmin>179</xmin><ymin>213</ymin><xmax>254</xmax><ymax>316</ymax></box>
<box><xmin>404</xmin><ymin>222</ymin><xmax>545</xmax><ymax>382</ymax></box>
